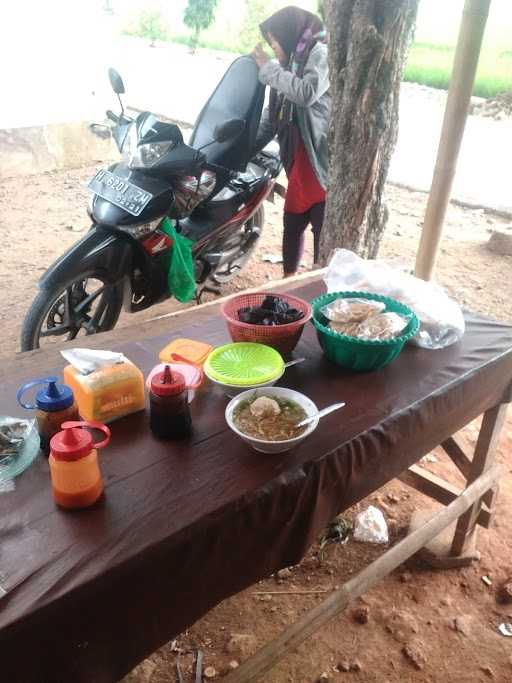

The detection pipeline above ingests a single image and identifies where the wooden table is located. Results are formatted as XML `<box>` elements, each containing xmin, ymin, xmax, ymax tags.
<box><xmin>1</xmin><ymin>275</ymin><xmax>511</xmax><ymax>683</ymax></box>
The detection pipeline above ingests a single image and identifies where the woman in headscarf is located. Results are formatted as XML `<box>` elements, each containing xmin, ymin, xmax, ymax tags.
<box><xmin>252</xmin><ymin>5</ymin><xmax>330</xmax><ymax>277</ymax></box>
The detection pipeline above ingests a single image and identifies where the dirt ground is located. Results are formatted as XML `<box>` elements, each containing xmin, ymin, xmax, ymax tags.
<box><xmin>1</xmin><ymin>166</ymin><xmax>512</xmax><ymax>682</ymax></box>
<box><xmin>123</xmin><ymin>426</ymin><xmax>512</xmax><ymax>683</ymax></box>
<box><xmin>0</xmin><ymin>164</ymin><xmax>511</xmax><ymax>359</ymax></box>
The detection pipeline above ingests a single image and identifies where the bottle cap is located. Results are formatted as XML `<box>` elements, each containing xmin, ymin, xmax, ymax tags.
<box><xmin>145</xmin><ymin>362</ymin><xmax>202</xmax><ymax>392</ymax></box>
<box><xmin>150</xmin><ymin>365</ymin><xmax>186</xmax><ymax>397</ymax></box>
<box><xmin>17</xmin><ymin>376</ymin><xmax>74</xmax><ymax>412</ymax></box>
<box><xmin>50</xmin><ymin>421</ymin><xmax>111</xmax><ymax>461</ymax></box>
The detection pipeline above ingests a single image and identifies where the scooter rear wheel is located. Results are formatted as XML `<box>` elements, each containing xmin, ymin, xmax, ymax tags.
<box><xmin>20</xmin><ymin>274</ymin><xmax>124</xmax><ymax>352</ymax></box>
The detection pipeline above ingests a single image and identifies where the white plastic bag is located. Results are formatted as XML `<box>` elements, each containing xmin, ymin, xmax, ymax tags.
<box><xmin>353</xmin><ymin>506</ymin><xmax>389</xmax><ymax>544</ymax></box>
<box><xmin>324</xmin><ymin>250</ymin><xmax>465</xmax><ymax>349</ymax></box>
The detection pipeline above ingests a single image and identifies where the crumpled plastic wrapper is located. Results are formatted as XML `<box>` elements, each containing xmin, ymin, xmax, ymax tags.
<box><xmin>353</xmin><ymin>506</ymin><xmax>389</xmax><ymax>544</ymax></box>
<box><xmin>321</xmin><ymin>298</ymin><xmax>385</xmax><ymax>323</ymax></box>
<box><xmin>0</xmin><ymin>416</ymin><xmax>34</xmax><ymax>463</ymax></box>
<box><xmin>498</xmin><ymin>623</ymin><xmax>512</xmax><ymax>637</ymax></box>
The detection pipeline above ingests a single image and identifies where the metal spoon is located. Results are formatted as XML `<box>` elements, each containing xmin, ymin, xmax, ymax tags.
<box><xmin>284</xmin><ymin>357</ymin><xmax>305</xmax><ymax>369</ymax></box>
<box><xmin>296</xmin><ymin>401</ymin><xmax>346</xmax><ymax>428</ymax></box>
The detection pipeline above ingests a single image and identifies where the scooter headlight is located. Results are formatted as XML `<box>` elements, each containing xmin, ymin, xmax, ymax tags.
<box><xmin>117</xmin><ymin>218</ymin><xmax>161</xmax><ymax>239</ymax></box>
<box><xmin>122</xmin><ymin>124</ymin><xmax>173</xmax><ymax>169</ymax></box>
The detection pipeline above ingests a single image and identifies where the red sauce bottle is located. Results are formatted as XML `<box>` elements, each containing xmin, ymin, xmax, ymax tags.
<box><xmin>149</xmin><ymin>365</ymin><xmax>192</xmax><ymax>440</ymax></box>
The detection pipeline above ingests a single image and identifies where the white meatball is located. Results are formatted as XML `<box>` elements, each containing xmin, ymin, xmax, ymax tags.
<box><xmin>249</xmin><ymin>396</ymin><xmax>281</xmax><ymax>418</ymax></box>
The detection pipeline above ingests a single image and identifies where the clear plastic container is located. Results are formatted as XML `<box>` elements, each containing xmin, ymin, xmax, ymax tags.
<box><xmin>158</xmin><ymin>338</ymin><xmax>213</xmax><ymax>366</ymax></box>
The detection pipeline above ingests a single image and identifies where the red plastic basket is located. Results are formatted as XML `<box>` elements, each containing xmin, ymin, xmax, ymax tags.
<box><xmin>221</xmin><ymin>291</ymin><xmax>312</xmax><ymax>355</ymax></box>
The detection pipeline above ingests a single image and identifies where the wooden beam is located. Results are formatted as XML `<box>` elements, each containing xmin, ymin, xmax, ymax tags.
<box><xmin>399</xmin><ymin>464</ymin><xmax>490</xmax><ymax>527</ymax></box>
<box><xmin>414</xmin><ymin>0</ymin><xmax>492</xmax><ymax>280</ymax></box>
<box><xmin>223</xmin><ymin>466</ymin><xmax>499</xmax><ymax>683</ymax></box>
<box><xmin>441</xmin><ymin>436</ymin><xmax>472</xmax><ymax>479</ymax></box>
<box><xmin>399</xmin><ymin>464</ymin><xmax>460</xmax><ymax>505</ymax></box>
<box><xmin>451</xmin><ymin>405</ymin><xmax>507</xmax><ymax>555</ymax></box>
<box><xmin>481</xmin><ymin>485</ymin><xmax>499</xmax><ymax>529</ymax></box>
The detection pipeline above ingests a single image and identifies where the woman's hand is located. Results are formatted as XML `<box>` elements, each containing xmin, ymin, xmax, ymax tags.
<box><xmin>252</xmin><ymin>43</ymin><xmax>270</xmax><ymax>69</ymax></box>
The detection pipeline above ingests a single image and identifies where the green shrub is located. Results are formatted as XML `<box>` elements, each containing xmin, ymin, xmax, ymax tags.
<box><xmin>237</xmin><ymin>0</ymin><xmax>278</xmax><ymax>54</ymax></box>
<box><xmin>184</xmin><ymin>0</ymin><xmax>219</xmax><ymax>49</ymax></box>
<box><xmin>124</xmin><ymin>10</ymin><xmax>169</xmax><ymax>45</ymax></box>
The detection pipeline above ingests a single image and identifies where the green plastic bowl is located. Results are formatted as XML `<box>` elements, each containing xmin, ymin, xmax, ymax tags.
<box><xmin>311</xmin><ymin>291</ymin><xmax>420</xmax><ymax>372</ymax></box>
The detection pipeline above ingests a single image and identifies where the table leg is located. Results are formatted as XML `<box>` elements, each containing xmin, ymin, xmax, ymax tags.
<box><xmin>450</xmin><ymin>404</ymin><xmax>508</xmax><ymax>557</ymax></box>
<box><xmin>223</xmin><ymin>467</ymin><xmax>500</xmax><ymax>683</ymax></box>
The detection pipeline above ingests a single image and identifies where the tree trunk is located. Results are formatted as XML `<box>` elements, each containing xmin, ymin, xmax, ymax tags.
<box><xmin>319</xmin><ymin>0</ymin><xmax>419</xmax><ymax>264</ymax></box>
<box><xmin>192</xmin><ymin>25</ymin><xmax>201</xmax><ymax>52</ymax></box>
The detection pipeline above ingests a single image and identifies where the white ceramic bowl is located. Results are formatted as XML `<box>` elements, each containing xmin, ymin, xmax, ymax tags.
<box><xmin>204</xmin><ymin>366</ymin><xmax>285</xmax><ymax>398</ymax></box>
<box><xmin>225</xmin><ymin>387</ymin><xmax>319</xmax><ymax>454</ymax></box>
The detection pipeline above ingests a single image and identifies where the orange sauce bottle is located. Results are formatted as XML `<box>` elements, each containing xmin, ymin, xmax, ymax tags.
<box><xmin>49</xmin><ymin>421</ymin><xmax>111</xmax><ymax>509</ymax></box>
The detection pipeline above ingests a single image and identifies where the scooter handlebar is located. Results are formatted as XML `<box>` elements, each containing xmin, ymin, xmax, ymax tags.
<box><xmin>203</xmin><ymin>160</ymin><xmax>236</xmax><ymax>179</ymax></box>
<box><xmin>106</xmin><ymin>110</ymin><xmax>119</xmax><ymax>123</ymax></box>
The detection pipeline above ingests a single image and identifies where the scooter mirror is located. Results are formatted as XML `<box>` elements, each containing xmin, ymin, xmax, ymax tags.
<box><xmin>108</xmin><ymin>68</ymin><xmax>125</xmax><ymax>95</ymax></box>
<box><xmin>213</xmin><ymin>118</ymin><xmax>245</xmax><ymax>143</ymax></box>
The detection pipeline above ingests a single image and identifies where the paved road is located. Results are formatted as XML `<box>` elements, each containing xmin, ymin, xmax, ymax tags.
<box><xmin>392</xmin><ymin>85</ymin><xmax>512</xmax><ymax>214</ymax></box>
<box><xmin>2</xmin><ymin>28</ymin><xmax>511</xmax><ymax>213</ymax></box>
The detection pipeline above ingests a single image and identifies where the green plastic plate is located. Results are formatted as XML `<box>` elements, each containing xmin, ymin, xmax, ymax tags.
<box><xmin>204</xmin><ymin>343</ymin><xmax>284</xmax><ymax>386</ymax></box>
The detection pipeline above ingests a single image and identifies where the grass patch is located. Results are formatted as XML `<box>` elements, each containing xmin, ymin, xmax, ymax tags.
<box><xmin>405</xmin><ymin>42</ymin><xmax>512</xmax><ymax>97</ymax></box>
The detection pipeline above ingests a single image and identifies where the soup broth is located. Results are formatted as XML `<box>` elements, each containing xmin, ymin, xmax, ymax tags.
<box><xmin>233</xmin><ymin>396</ymin><xmax>308</xmax><ymax>441</ymax></box>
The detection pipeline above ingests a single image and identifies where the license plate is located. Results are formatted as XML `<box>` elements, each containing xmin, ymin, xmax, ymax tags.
<box><xmin>88</xmin><ymin>170</ymin><xmax>153</xmax><ymax>217</ymax></box>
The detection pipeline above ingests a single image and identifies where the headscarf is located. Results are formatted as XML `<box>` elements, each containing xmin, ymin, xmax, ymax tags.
<box><xmin>260</xmin><ymin>6</ymin><xmax>325</xmax><ymax>174</ymax></box>
<box><xmin>260</xmin><ymin>6</ymin><xmax>323</xmax><ymax>62</ymax></box>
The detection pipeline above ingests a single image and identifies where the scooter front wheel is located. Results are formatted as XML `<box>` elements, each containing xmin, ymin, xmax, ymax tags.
<box><xmin>20</xmin><ymin>274</ymin><xmax>124</xmax><ymax>352</ymax></box>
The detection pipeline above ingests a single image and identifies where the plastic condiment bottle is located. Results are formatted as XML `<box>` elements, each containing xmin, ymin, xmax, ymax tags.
<box><xmin>49</xmin><ymin>421</ymin><xmax>111</xmax><ymax>510</ymax></box>
<box><xmin>17</xmin><ymin>376</ymin><xmax>80</xmax><ymax>456</ymax></box>
<box><xmin>149</xmin><ymin>366</ymin><xmax>192</xmax><ymax>440</ymax></box>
